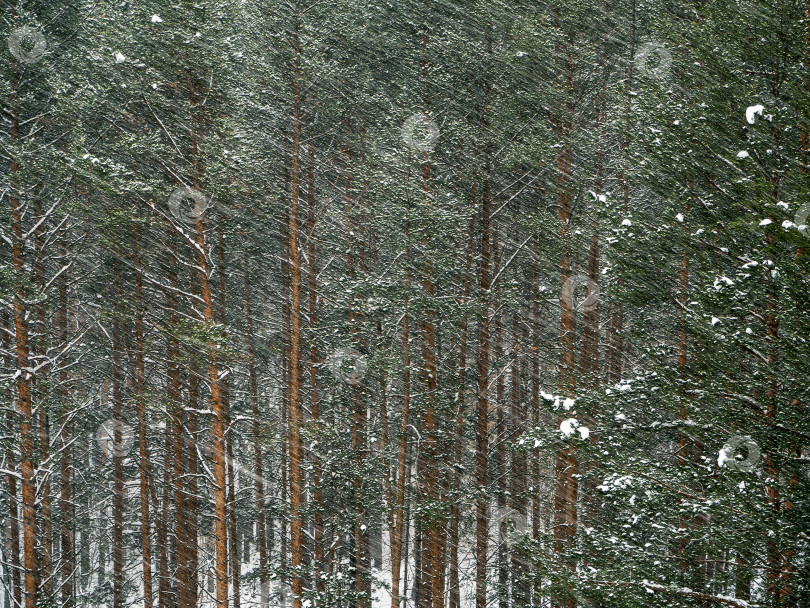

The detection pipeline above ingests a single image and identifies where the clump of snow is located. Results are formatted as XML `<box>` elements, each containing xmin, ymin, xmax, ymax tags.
<box><xmin>717</xmin><ymin>447</ymin><xmax>729</xmax><ymax>467</ymax></box>
<box><xmin>676</xmin><ymin>213</ymin><xmax>684</xmax><ymax>222</ymax></box>
<box><xmin>516</xmin><ymin>51</ymin><xmax>527</xmax><ymax>57</ymax></box>
<box><xmin>621</xmin><ymin>218</ymin><xmax>632</xmax><ymax>226</ymax></box>
<box><xmin>759</xmin><ymin>218</ymin><xmax>772</xmax><ymax>226</ymax></box>
<box><xmin>737</xmin><ymin>150</ymin><xmax>749</xmax><ymax>159</ymax></box>
<box><xmin>782</xmin><ymin>220</ymin><xmax>795</xmax><ymax>229</ymax></box>
<box><xmin>711</xmin><ymin>317</ymin><xmax>721</xmax><ymax>326</ymax></box>
<box><xmin>746</xmin><ymin>104</ymin><xmax>764</xmax><ymax>124</ymax></box>
<box><xmin>562</xmin><ymin>397</ymin><xmax>575</xmax><ymax>411</ymax></box>
<box><xmin>151</xmin><ymin>14</ymin><xmax>163</xmax><ymax>23</ymax></box>
<box><xmin>114</xmin><ymin>52</ymin><xmax>126</xmax><ymax>63</ymax></box>
<box><xmin>578</xmin><ymin>426</ymin><xmax>590</xmax><ymax>440</ymax></box>
<box><xmin>560</xmin><ymin>418</ymin><xmax>578</xmax><ymax>438</ymax></box>
<box><xmin>713</xmin><ymin>276</ymin><xmax>733</xmax><ymax>289</ymax></box>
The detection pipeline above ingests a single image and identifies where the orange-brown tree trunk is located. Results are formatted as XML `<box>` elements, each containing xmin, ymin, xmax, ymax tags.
<box><xmin>186</xmin><ymin>66</ymin><xmax>229</xmax><ymax>608</ymax></box>
<box><xmin>244</xmin><ymin>252</ymin><xmax>269</xmax><ymax>608</ymax></box>
<box><xmin>132</xmin><ymin>216</ymin><xmax>154</xmax><ymax>608</ymax></box>
<box><xmin>186</xmin><ymin>352</ymin><xmax>200</xmax><ymax>608</ymax></box>
<box><xmin>111</xmin><ymin>258</ymin><xmax>126</xmax><ymax>608</ymax></box>
<box><xmin>475</xmin><ymin>69</ymin><xmax>492</xmax><ymax>608</ymax></box>
<box><xmin>164</xmin><ymin>234</ymin><xmax>188</xmax><ymax>608</ymax></box>
<box><xmin>32</xmin><ymin>200</ymin><xmax>53</xmax><ymax>602</ymax></box>
<box><xmin>288</xmin><ymin>9</ymin><xmax>307</xmax><ymax>606</ymax></box>
<box><xmin>57</xmin><ymin>242</ymin><xmax>74</xmax><ymax>608</ymax></box>
<box><xmin>305</xmin><ymin>141</ymin><xmax>324</xmax><ymax>598</ymax></box>
<box><xmin>530</xmin><ymin>265</ymin><xmax>542</xmax><ymax>605</ymax></box>
<box><xmin>553</xmin><ymin>18</ymin><xmax>577</xmax><ymax>608</ymax></box>
<box><xmin>217</xmin><ymin>230</ymin><xmax>241</xmax><ymax>608</ymax></box>
<box><xmin>3</xmin><ymin>305</ymin><xmax>22</xmax><ymax>606</ymax></box>
<box><xmin>493</xmin><ymin>237</ymin><xmax>508</xmax><ymax>608</ymax></box>
<box><xmin>10</xmin><ymin>67</ymin><xmax>39</xmax><ymax>608</ymax></box>
<box><xmin>449</xmin><ymin>213</ymin><xmax>475</xmax><ymax>608</ymax></box>
<box><xmin>5</xmin><ymin>409</ymin><xmax>22</xmax><ymax>608</ymax></box>
<box><xmin>172</xmin><ymin>371</ymin><xmax>190</xmax><ymax>608</ymax></box>
<box><xmin>608</xmin><ymin>0</ymin><xmax>635</xmax><ymax>386</ymax></box>
<box><xmin>156</xmin><ymin>236</ymin><xmax>176</xmax><ymax>608</ymax></box>
<box><xmin>416</xmin><ymin>15</ymin><xmax>443</xmax><ymax>603</ymax></box>
<box><xmin>510</xmin><ymin>304</ymin><xmax>528</xmax><ymax>605</ymax></box>
<box><xmin>389</xmin><ymin>205</ymin><xmax>412</xmax><ymax>608</ymax></box>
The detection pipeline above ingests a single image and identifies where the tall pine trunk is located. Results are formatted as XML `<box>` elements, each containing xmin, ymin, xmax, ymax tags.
<box><xmin>111</xmin><ymin>258</ymin><xmax>126</xmax><ymax>608</ymax></box>
<box><xmin>57</xmin><ymin>241</ymin><xmax>74</xmax><ymax>608</ymax></box>
<box><xmin>187</xmin><ymin>68</ymin><xmax>230</xmax><ymax>608</ymax></box>
<box><xmin>552</xmin><ymin>13</ymin><xmax>578</xmax><ymax>607</ymax></box>
<box><xmin>133</xmin><ymin>215</ymin><xmax>154</xmax><ymax>608</ymax></box>
<box><xmin>287</xmin><ymin>7</ymin><xmax>307</xmax><ymax>608</ymax></box>
<box><xmin>475</xmin><ymin>27</ymin><xmax>493</xmax><ymax>601</ymax></box>
<box><xmin>218</xmin><ymin>230</ymin><xmax>241</xmax><ymax>608</ymax></box>
<box><xmin>10</xmin><ymin>63</ymin><xmax>39</xmax><ymax>608</ymax></box>
<box><xmin>449</xmin><ymin>213</ymin><xmax>475</xmax><ymax>608</ymax></box>
<box><xmin>305</xmin><ymin>141</ymin><xmax>324</xmax><ymax>598</ymax></box>
<box><xmin>389</xmin><ymin>199</ymin><xmax>412</xmax><ymax>608</ymax></box>
<box><xmin>244</xmin><ymin>254</ymin><xmax>269</xmax><ymax>608</ymax></box>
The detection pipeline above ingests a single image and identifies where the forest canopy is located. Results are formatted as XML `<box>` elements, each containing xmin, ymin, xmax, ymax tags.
<box><xmin>0</xmin><ymin>1</ymin><xmax>808</xmax><ymax>608</ymax></box>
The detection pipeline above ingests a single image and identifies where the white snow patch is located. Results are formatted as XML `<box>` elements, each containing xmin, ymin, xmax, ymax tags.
<box><xmin>759</xmin><ymin>218</ymin><xmax>772</xmax><ymax>226</ymax></box>
<box><xmin>737</xmin><ymin>150</ymin><xmax>749</xmax><ymax>159</ymax></box>
<box><xmin>711</xmin><ymin>317</ymin><xmax>721</xmax><ymax>326</ymax></box>
<box><xmin>676</xmin><ymin>213</ymin><xmax>684</xmax><ymax>222</ymax></box>
<box><xmin>621</xmin><ymin>218</ymin><xmax>632</xmax><ymax>226</ymax></box>
<box><xmin>562</xmin><ymin>397</ymin><xmax>575</xmax><ymax>411</ymax></box>
<box><xmin>578</xmin><ymin>426</ymin><xmax>590</xmax><ymax>440</ymax></box>
<box><xmin>746</xmin><ymin>104</ymin><xmax>765</xmax><ymax>124</ymax></box>
<box><xmin>560</xmin><ymin>418</ymin><xmax>579</xmax><ymax>438</ymax></box>
<box><xmin>782</xmin><ymin>220</ymin><xmax>796</xmax><ymax>229</ymax></box>
<box><xmin>713</xmin><ymin>276</ymin><xmax>733</xmax><ymax>289</ymax></box>
<box><xmin>151</xmin><ymin>14</ymin><xmax>163</xmax><ymax>23</ymax></box>
<box><xmin>114</xmin><ymin>52</ymin><xmax>126</xmax><ymax>63</ymax></box>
